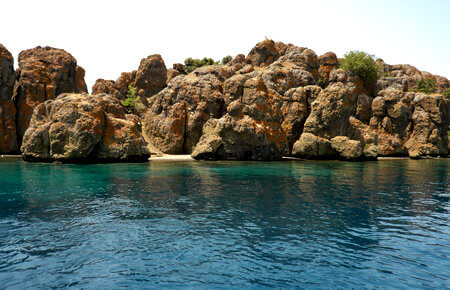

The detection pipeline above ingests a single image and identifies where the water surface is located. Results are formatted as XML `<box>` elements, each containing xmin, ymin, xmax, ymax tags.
<box><xmin>0</xmin><ymin>158</ymin><xmax>448</xmax><ymax>288</ymax></box>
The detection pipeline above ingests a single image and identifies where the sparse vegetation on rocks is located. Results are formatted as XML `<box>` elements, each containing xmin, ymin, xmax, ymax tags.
<box><xmin>415</xmin><ymin>78</ymin><xmax>436</xmax><ymax>93</ymax></box>
<box><xmin>122</xmin><ymin>85</ymin><xmax>146</xmax><ymax>115</ymax></box>
<box><xmin>184</xmin><ymin>57</ymin><xmax>219</xmax><ymax>72</ymax></box>
<box><xmin>339</xmin><ymin>51</ymin><xmax>380</xmax><ymax>86</ymax></box>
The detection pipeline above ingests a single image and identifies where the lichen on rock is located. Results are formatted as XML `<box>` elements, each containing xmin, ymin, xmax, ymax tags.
<box><xmin>21</xmin><ymin>93</ymin><xmax>149</xmax><ymax>162</ymax></box>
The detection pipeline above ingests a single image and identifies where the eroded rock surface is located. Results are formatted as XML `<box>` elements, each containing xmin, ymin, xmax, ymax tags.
<box><xmin>138</xmin><ymin>39</ymin><xmax>448</xmax><ymax>160</ymax></box>
<box><xmin>0</xmin><ymin>44</ymin><xmax>17</xmax><ymax>153</ymax></box>
<box><xmin>92</xmin><ymin>54</ymin><xmax>167</xmax><ymax>103</ymax></box>
<box><xmin>21</xmin><ymin>93</ymin><xmax>149</xmax><ymax>162</ymax></box>
<box><xmin>13</xmin><ymin>46</ymin><xmax>87</xmax><ymax>145</ymax></box>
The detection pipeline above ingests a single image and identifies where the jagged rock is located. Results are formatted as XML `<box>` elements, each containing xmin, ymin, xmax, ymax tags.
<box><xmin>0</xmin><ymin>44</ymin><xmax>18</xmax><ymax>153</ymax></box>
<box><xmin>369</xmin><ymin>89</ymin><xmax>414</xmax><ymax>155</ymax></box>
<box><xmin>167</xmin><ymin>69</ymin><xmax>182</xmax><ymax>82</ymax></box>
<box><xmin>133</xmin><ymin>54</ymin><xmax>167</xmax><ymax>97</ymax></box>
<box><xmin>143</xmin><ymin>65</ymin><xmax>227</xmax><ymax>154</ymax></box>
<box><xmin>377</xmin><ymin>62</ymin><xmax>450</xmax><ymax>93</ymax></box>
<box><xmin>13</xmin><ymin>46</ymin><xmax>87</xmax><ymax>145</ymax></box>
<box><xmin>92</xmin><ymin>54</ymin><xmax>167</xmax><ymax>101</ymax></box>
<box><xmin>405</xmin><ymin>93</ymin><xmax>448</xmax><ymax>157</ymax></box>
<box><xmin>281</xmin><ymin>86</ymin><xmax>321</xmax><ymax>150</ymax></box>
<box><xmin>92</xmin><ymin>71</ymin><xmax>136</xmax><ymax>100</ymax></box>
<box><xmin>303</xmin><ymin>80</ymin><xmax>360</xmax><ymax>139</ymax></box>
<box><xmin>246</xmin><ymin>39</ymin><xmax>280</xmax><ymax>67</ymax></box>
<box><xmin>330</xmin><ymin>136</ymin><xmax>363</xmax><ymax>160</ymax></box>
<box><xmin>140</xmin><ymin>39</ymin><xmax>449</xmax><ymax>161</ymax></box>
<box><xmin>318</xmin><ymin>52</ymin><xmax>338</xmax><ymax>85</ymax></box>
<box><xmin>355</xmin><ymin>93</ymin><xmax>373</xmax><ymax>123</ymax></box>
<box><xmin>292</xmin><ymin>133</ymin><xmax>335</xmax><ymax>158</ymax></box>
<box><xmin>75</xmin><ymin>66</ymin><xmax>88</xmax><ymax>93</ymax></box>
<box><xmin>21</xmin><ymin>93</ymin><xmax>149</xmax><ymax>162</ymax></box>
<box><xmin>173</xmin><ymin>63</ymin><xmax>186</xmax><ymax>74</ymax></box>
<box><xmin>192</xmin><ymin>76</ymin><xmax>288</xmax><ymax>160</ymax></box>
<box><xmin>92</xmin><ymin>79</ymin><xmax>116</xmax><ymax>96</ymax></box>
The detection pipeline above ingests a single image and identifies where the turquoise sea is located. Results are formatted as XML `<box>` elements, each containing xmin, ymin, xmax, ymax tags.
<box><xmin>0</xmin><ymin>158</ymin><xmax>448</xmax><ymax>288</ymax></box>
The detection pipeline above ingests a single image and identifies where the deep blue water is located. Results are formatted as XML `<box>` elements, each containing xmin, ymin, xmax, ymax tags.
<box><xmin>0</xmin><ymin>158</ymin><xmax>448</xmax><ymax>289</ymax></box>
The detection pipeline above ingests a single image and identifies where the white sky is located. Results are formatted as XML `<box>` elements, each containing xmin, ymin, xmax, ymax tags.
<box><xmin>2</xmin><ymin>0</ymin><xmax>449</xmax><ymax>91</ymax></box>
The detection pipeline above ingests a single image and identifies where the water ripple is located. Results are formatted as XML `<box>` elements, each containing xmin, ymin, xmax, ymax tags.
<box><xmin>0</xmin><ymin>159</ymin><xmax>448</xmax><ymax>288</ymax></box>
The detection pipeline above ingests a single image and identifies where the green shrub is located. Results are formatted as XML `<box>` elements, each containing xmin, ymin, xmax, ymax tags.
<box><xmin>415</xmin><ymin>79</ymin><xmax>435</xmax><ymax>93</ymax></box>
<box><xmin>339</xmin><ymin>51</ymin><xmax>380</xmax><ymax>86</ymax></box>
<box><xmin>221</xmin><ymin>55</ymin><xmax>233</xmax><ymax>64</ymax></box>
<box><xmin>184</xmin><ymin>57</ymin><xmax>219</xmax><ymax>72</ymax></box>
<box><xmin>443</xmin><ymin>88</ymin><xmax>450</xmax><ymax>98</ymax></box>
<box><xmin>122</xmin><ymin>85</ymin><xmax>145</xmax><ymax>114</ymax></box>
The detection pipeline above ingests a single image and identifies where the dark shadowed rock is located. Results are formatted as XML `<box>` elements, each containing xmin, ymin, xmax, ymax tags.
<box><xmin>21</xmin><ymin>93</ymin><xmax>149</xmax><ymax>162</ymax></box>
<box><xmin>0</xmin><ymin>44</ymin><xmax>18</xmax><ymax>153</ymax></box>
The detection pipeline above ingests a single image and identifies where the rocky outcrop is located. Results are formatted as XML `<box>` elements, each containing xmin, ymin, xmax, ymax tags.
<box><xmin>92</xmin><ymin>54</ymin><xmax>167</xmax><ymax>103</ymax></box>
<box><xmin>139</xmin><ymin>39</ymin><xmax>448</xmax><ymax>160</ymax></box>
<box><xmin>13</xmin><ymin>46</ymin><xmax>87</xmax><ymax>146</ymax></box>
<box><xmin>21</xmin><ymin>93</ymin><xmax>149</xmax><ymax>162</ymax></box>
<box><xmin>191</xmin><ymin>76</ymin><xmax>289</xmax><ymax>160</ymax></box>
<box><xmin>0</xmin><ymin>44</ymin><xmax>18</xmax><ymax>153</ymax></box>
<box><xmin>143</xmin><ymin>65</ymin><xmax>228</xmax><ymax>154</ymax></box>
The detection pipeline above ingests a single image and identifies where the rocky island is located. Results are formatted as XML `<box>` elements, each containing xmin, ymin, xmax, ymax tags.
<box><xmin>0</xmin><ymin>40</ymin><xmax>448</xmax><ymax>162</ymax></box>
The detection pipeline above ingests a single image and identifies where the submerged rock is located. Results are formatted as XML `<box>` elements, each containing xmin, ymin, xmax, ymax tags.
<box><xmin>21</xmin><ymin>93</ymin><xmax>149</xmax><ymax>162</ymax></box>
<box><xmin>0</xmin><ymin>44</ymin><xmax>18</xmax><ymax>153</ymax></box>
<box><xmin>13</xmin><ymin>46</ymin><xmax>87</xmax><ymax>146</ymax></box>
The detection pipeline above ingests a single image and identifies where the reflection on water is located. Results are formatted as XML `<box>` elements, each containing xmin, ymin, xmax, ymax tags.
<box><xmin>0</xmin><ymin>159</ymin><xmax>448</xmax><ymax>288</ymax></box>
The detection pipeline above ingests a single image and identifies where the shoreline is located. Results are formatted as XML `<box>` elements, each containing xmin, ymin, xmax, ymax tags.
<box><xmin>2</xmin><ymin>154</ymin><xmax>447</xmax><ymax>162</ymax></box>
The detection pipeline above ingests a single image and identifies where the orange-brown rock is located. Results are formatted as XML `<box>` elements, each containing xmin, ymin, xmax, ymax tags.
<box><xmin>405</xmin><ymin>93</ymin><xmax>448</xmax><ymax>157</ymax></box>
<box><xmin>13</xmin><ymin>46</ymin><xmax>87</xmax><ymax>146</ymax></box>
<box><xmin>192</xmin><ymin>76</ymin><xmax>289</xmax><ymax>160</ymax></box>
<box><xmin>318</xmin><ymin>52</ymin><xmax>338</xmax><ymax>85</ymax></box>
<box><xmin>143</xmin><ymin>65</ymin><xmax>228</xmax><ymax>154</ymax></box>
<box><xmin>21</xmin><ymin>93</ymin><xmax>149</xmax><ymax>162</ymax></box>
<box><xmin>140</xmin><ymin>39</ymin><xmax>449</xmax><ymax>160</ymax></box>
<box><xmin>133</xmin><ymin>54</ymin><xmax>167</xmax><ymax>97</ymax></box>
<box><xmin>0</xmin><ymin>44</ymin><xmax>18</xmax><ymax>153</ymax></box>
<box><xmin>246</xmin><ymin>39</ymin><xmax>280</xmax><ymax>67</ymax></box>
<box><xmin>92</xmin><ymin>55</ymin><xmax>167</xmax><ymax>102</ymax></box>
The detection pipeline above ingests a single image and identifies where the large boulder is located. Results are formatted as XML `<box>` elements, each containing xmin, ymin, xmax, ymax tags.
<box><xmin>21</xmin><ymin>93</ymin><xmax>149</xmax><ymax>162</ymax></box>
<box><xmin>192</xmin><ymin>76</ymin><xmax>289</xmax><ymax>160</ymax></box>
<box><xmin>143</xmin><ymin>65</ymin><xmax>230</xmax><ymax>154</ymax></box>
<box><xmin>246</xmin><ymin>39</ymin><xmax>280</xmax><ymax>67</ymax></box>
<box><xmin>330</xmin><ymin>136</ymin><xmax>363</xmax><ymax>160</ymax></box>
<box><xmin>292</xmin><ymin>133</ymin><xmax>335</xmax><ymax>159</ymax></box>
<box><xmin>0</xmin><ymin>44</ymin><xmax>18</xmax><ymax>153</ymax></box>
<box><xmin>369</xmin><ymin>89</ymin><xmax>414</xmax><ymax>155</ymax></box>
<box><xmin>405</xmin><ymin>93</ymin><xmax>448</xmax><ymax>158</ymax></box>
<box><xmin>92</xmin><ymin>71</ymin><xmax>136</xmax><ymax>101</ymax></box>
<box><xmin>92</xmin><ymin>54</ymin><xmax>167</xmax><ymax>105</ymax></box>
<box><xmin>133</xmin><ymin>54</ymin><xmax>167</xmax><ymax>97</ymax></box>
<box><xmin>13</xmin><ymin>46</ymin><xmax>87</xmax><ymax>145</ymax></box>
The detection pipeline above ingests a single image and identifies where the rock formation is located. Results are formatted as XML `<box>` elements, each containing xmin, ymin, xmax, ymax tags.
<box><xmin>0</xmin><ymin>44</ymin><xmax>18</xmax><ymax>153</ymax></box>
<box><xmin>91</xmin><ymin>54</ymin><xmax>167</xmax><ymax>104</ymax></box>
<box><xmin>13</xmin><ymin>39</ymin><xmax>448</xmax><ymax>162</ymax></box>
<box><xmin>141</xmin><ymin>39</ymin><xmax>448</xmax><ymax>160</ymax></box>
<box><xmin>13</xmin><ymin>46</ymin><xmax>87</xmax><ymax>146</ymax></box>
<box><xmin>21</xmin><ymin>93</ymin><xmax>149</xmax><ymax>162</ymax></box>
